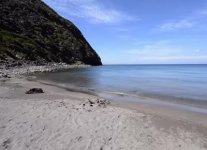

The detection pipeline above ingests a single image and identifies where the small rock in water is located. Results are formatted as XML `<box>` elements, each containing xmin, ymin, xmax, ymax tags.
<box><xmin>26</xmin><ymin>88</ymin><xmax>44</xmax><ymax>94</ymax></box>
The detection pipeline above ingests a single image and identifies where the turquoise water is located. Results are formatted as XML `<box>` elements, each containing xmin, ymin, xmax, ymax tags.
<box><xmin>38</xmin><ymin>65</ymin><xmax>207</xmax><ymax>108</ymax></box>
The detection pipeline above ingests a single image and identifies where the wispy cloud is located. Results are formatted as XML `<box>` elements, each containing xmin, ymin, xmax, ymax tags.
<box><xmin>155</xmin><ymin>8</ymin><xmax>207</xmax><ymax>32</ymax></box>
<box><xmin>139</xmin><ymin>56</ymin><xmax>207</xmax><ymax>61</ymax></box>
<box><xmin>43</xmin><ymin>0</ymin><xmax>134</xmax><ymax>24</ymax></box>
<box><xmin>126</xmin><ymin>40</ymin><xmax>207</xmax><ymax>63</ymax></box>
<box><xmin>197</xmin><ymin>9</ymin><xmax>207</xmax><ymax>16</ymax></box>
<box><xmin>158</xmin><ymin>19</ymin><xmax>196</xmax><ymax>31</ymax></box>
<box><xmin>128</xmin><ymin>40</ymin><xmax>176</xmax><ymax>56</ymax></box>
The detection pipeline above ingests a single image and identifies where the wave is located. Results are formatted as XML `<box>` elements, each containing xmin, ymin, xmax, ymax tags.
<box><xmin>100</xmin><ymin>89</ymin><xmax>207</xmax><ymax>109</ymax></box>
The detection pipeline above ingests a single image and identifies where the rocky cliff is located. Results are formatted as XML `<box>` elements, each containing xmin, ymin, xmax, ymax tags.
<box><xmin>0</xmin><ymin>0</ymin><xmax>102</xmax><ymax>66</ymax></box>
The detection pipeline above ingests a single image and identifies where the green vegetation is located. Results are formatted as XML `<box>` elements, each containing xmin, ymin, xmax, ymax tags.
<box><xmin>0</xmin><ymin>0</ymin><xmax>102</xmax><ymax>65</ymax></box>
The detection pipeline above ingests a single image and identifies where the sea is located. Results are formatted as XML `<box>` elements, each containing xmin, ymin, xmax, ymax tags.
<box><xmin>38</xmin><ymin>64</ymin><xmax>207</xmax><ymax>112</ymax></box>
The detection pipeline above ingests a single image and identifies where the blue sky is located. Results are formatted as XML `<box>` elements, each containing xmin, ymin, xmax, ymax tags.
<box><xmin>43</xmin><ymin>0</ymin><xmax>207</xmax><ymax>64</ymax></box>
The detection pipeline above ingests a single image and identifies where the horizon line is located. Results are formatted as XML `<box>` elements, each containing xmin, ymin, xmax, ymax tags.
<box><xmin>102</xmin><ymin>63</ymin><xmax>207</xmax><ymax>65</ymax></box>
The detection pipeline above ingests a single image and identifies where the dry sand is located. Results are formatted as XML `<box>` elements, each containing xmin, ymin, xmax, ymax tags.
<box><xmin>0</xmin><ymin>72</ymin><xmax>207</xmax><ymax>150</ymax></box>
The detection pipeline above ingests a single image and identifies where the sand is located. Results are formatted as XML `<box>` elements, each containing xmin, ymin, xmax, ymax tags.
<box><xmin>0</xmin><ymin>66</ymin><xmax>207</xmax><ymax>150</ymax></box>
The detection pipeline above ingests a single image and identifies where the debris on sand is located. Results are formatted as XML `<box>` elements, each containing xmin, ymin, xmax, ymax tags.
<box><xmin>25</xmin><ymin>88</ymin><xmax>44</xmax><ymax>94</ymax></box>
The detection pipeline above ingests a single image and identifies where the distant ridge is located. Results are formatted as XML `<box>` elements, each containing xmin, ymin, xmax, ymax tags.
<box><xmin>0</xmin><ymin>0</ymin><xmax>102</xmax><ymax>66</ymax></box>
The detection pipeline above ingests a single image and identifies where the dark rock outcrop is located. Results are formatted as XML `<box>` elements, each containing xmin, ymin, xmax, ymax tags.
<box><xmin>0</xmin><ymin>0</ymin><xmax>102</xmax><ymax>66</ymax></box>
<box><xmin>25</xmin><ymin>88</ymin><xmax>44</xmax><ymax>94</ymax></box>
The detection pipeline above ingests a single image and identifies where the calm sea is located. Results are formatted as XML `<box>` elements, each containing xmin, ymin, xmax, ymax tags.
<box><xmin>38</xmin><ymin>65</ymin><xmax>207</xmax><ymax>110</ymax></box>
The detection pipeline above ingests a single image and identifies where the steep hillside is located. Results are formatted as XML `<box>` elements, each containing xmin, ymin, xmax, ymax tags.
<box><xmin>0</xmin><ymin>0</ymin><xmax>102</xmax><ymax>66</ymax></box>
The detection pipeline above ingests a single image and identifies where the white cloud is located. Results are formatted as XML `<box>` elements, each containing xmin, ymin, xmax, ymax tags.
<box><xmin>158</xmin><ymin>19</ymin><xmax>196</xmax><ymax>32</ymax></box>
<box><xmin>128</xmin><ymin>40</ymin><xmax>176</xmax><ymax>56</ymax></box>
<box><xmin>43</xmin><ymin>0</ymin><xmax>134</xmax><ymax>24</ymax></box>
<box><xmin>126</xmin><ymin>40</ymin><xmax>207</xmax><ymax>63</ymax></box>
<box><xmin>197</xmin><ymin>9</ymin><xmax>207</xmax><ymax>16</ymax></box>
<box><xmin>155</xmin><ymin>8</ymin><xmax>207</xmax><ymax>32</ymax></box>
<box><xmin>139</xmin><ymin>56</ymin><xmax>207</xmax><ymax>61</ymax></box>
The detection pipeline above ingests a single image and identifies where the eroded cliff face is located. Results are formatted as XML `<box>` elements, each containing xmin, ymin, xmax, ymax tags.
<box><xmin>0</xmin><ymin>0</ymin><xmax>102</xmax><ymax>66</ymax></box>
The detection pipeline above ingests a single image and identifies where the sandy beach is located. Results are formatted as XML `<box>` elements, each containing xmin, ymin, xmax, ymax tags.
<box><xmin>0</xmin><ymin>65</ymin><xmax>207</xmax><ymax>150</ymax></box>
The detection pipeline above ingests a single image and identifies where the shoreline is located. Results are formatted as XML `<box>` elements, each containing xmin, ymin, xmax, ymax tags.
<box><xmin>36</xmin><ymin>77</ymin><xmax>207</xmax><ymax>116</ymax></box>
<box><xmin>0</xmin><ymin>63</ymin><xmax>91</xmax><ymax>78</ymax></box>
<box><xmin>30</xmin><ymin>78</ymin><xmax>207</xmax><ymax>137</ymax></box>
<box><xmin>34</xmin><ymin>77</ymin><xmax>207</xmax><ymax>126</ymax></box>
<box><xmin>0</xmin><ymin>65</ymin><xmax>207</xmax><ymax>149</ymax></box>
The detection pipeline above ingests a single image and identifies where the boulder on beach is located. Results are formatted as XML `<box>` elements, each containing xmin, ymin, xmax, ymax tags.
<box><xmin>25</xmin><ymin>88</ymin><xmax>44</xmax><ymax>94</ymax></box>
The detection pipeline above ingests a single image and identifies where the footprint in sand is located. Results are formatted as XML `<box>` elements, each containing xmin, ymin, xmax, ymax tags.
<box><xmin>2</xmin><ymin>138</ymin><xmax>11</xmax><ymax>149</ymax></box>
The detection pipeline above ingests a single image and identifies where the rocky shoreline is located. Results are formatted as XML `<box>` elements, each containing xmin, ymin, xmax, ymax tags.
<box><xmin>0</xmin><ymin>63</ymin><xmax>90</xmax><ymax>78</ymax></box>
